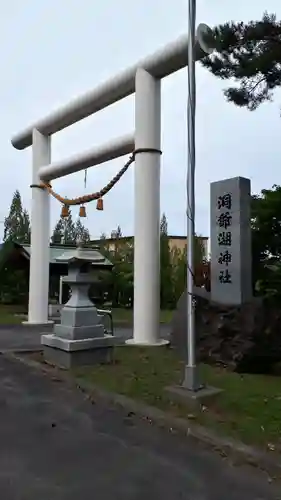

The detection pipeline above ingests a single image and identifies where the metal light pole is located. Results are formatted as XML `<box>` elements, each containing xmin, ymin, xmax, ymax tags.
<box><xmin>182</xmin><ymin>0</ymin><xmax>202</xmax><ymax>391</ymax></box>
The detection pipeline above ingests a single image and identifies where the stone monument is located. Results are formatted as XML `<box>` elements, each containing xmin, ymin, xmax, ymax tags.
<box><xmin>41</xmin><ymin>243</ymin><xmax>117</xmax><ymax>368</ymax></box>
<box><xmin>171</xmin><ymin>176</ymin><xmax>253</xmax><ymax>366</ymax></box>
<box><xmin>210</xmin><ymin>176</ymin><xmax>252</xmax><ymax>305</ymax></box>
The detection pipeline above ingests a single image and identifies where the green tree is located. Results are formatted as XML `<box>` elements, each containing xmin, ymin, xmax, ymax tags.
<box><xmin>201</xmin><ymin>12</ymin><xmax>281</xmax><ymax>111</ymax></box>
<box><xmin>111</xmin><ymin>225</ymin><xmax>122</xmax><ymax>240</ymax></box>
<box><xmin>170</xmin><ymin>247</ymin><xmax>186</xmax><ymax>304</ymax></box>
<box><xmin>109</xmin><ymin>226</ymin><xmax>134</xmax><ymax>307</ymax></box>
<box><xmin>74</xmin><ymin>219</ymin><xmax>90</xmax><ymax>243</ymax></box>
<box><xmin>51</xmin><ymin>218</ymin><xmax>64</xmax><ymax>244</ymax></box>
<box><xmin>170</xmin><ymin>237</ymin><xmax>205</xmax><ymax>306</ymax></box>
<box><xmin>98</xmin><ymin>226</ymin><xmax>134</xmax><ymax>308</ymax></box>
<box><xmin>114</xmin><ymin>241</ymin><xmax>134</xmax><ymax>307</ymax></box>
<box><xmin>51</xmin><ymin>214</ymin><xmax>76</xmax><ymax>245</ymax></box>
<box><xmin>64</xmin><ymin>215</ymin><xmax>77</xmax><ymax>244</ymax></box>
<box><xmin>160</xmin><ymin>213</ymin><xmax>173</xmax><ymax>309</ymax></box>
<box><xmin>201</xmin><ymin>14</ymin><xmax>281</xmax><ymax>294</ymax></box>
<box><xmin>3</xmin><ymin>190</ymin><xmax>30</xmax><ymax>243</ymax></box>
<box><xmin>22</xmin><ymin>210</ymin><xmax>31</xmax><ymax>242</ymax></box>
<box><xmin>251</xmin><ymin>185</ymin><xmax>281</xmax><ymax>289</ymax></box>
<box><xmin>97</xmin><ymin>222</ymin><xmax>207</xmax><ymax>309</ymax></box>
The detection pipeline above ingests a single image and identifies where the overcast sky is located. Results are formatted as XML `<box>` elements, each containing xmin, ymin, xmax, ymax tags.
<box><xmin>1</xmin><ymin>1</ymin><xmax>281</xmax><ymax>240</ymax></box>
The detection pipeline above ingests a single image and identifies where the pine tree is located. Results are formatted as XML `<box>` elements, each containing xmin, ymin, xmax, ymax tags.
<box><xmin>51</xmin><ymin>213</ymin><xmax>91</xmax><ymax>245</ymax></box>
<box><xmin>160</xmin><ymin>213</ymin><xmax>168</xmax><ymax>234</ymax></box>
<box><xmin>22</xmin><ymin>210</ymin><xmax>31</xmax><ymax>243</ymax></box>
<box><xmin>51</xmin><ymin>218</ymin><xmax>64</xmax><ymax>244</ymax></box>
<box><xmin>111</xmin><ymin>225</ymin><xmax>122</xmax><ymax>239</ymax></box>
<box><xmin>63</xmin><ymin>214</ymin><xmax>76</xmax><ymax>244</ymax></box>
<box><xmin>201</xmin><ymin>12</ymin><xmax>281</xmax><ymax>111</ymax></box>
<box><xmin>51</xmin><ymin>213</ymin><xmax>76</xmax><ymax>245</ymax></box>
<box><xmin>74</xmin><ymin>219</ymin><xmax>90</xmax><ymax>243</ymax></box>
<box><xmin>110</xmin><ymin>225</ymin><xmax>123</xmax><ymax>258</ymax></box>
<box><xmin>3</xmin><ymin>190</ymin><xmax>30</xmax><ymax>244</ymax></box>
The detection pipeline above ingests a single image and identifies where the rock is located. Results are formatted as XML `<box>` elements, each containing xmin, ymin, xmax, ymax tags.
<box><xmin>170</xmin><ymin>289</ymin><xmax>281</xmax><ymax>374</ymax></box>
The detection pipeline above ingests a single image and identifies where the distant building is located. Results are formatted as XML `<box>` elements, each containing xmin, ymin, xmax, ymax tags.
<box><xmin>90</xmin><ymin>235</ymin><xmax>209</xmax><ymax>259</ymax></box>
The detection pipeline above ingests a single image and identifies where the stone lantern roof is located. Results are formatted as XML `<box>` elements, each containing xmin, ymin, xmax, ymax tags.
<box><xmin>55</xmin><ymin>245</ymin><xmax>112</xmax><ymax>269</ymax></box>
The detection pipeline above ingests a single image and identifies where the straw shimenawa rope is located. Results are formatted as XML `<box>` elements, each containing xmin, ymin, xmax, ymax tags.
<box><xmin>40</xmin><ymin>154</ymin><xmax>135</xmax><ymax>207</ymax></box>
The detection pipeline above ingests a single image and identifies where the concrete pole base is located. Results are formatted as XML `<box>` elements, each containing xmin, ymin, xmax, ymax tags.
<box><xmin>166</xmin><ymin>379</ymin><xmax>223</xmax><ymax>409</ymax></box>
<box><xmin>125</xmin><ymin>338</ymin><xmax>169</xmax><ymax>347</ymax></box>
<box><xmin>182</xmin><ymin>365</ymin><xmax>203</xmax><ymax>392</ymax></box>
<box><xmin>22</xmin><ymin>320</ymin><xmax>54</xmax><ymax>326</ymax></box>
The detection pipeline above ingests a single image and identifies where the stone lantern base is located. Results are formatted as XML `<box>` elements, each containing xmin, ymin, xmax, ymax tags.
<box><xmin>42</xmin><ymin>334</ymin><xmax>117</xmax><ymax>369</ymax></box>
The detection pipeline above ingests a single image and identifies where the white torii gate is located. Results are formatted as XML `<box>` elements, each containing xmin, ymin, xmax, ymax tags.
<box><xmin>11</xmin><ymin>23</ymin><xmax>213</xmax><ymax>345</ymax></box>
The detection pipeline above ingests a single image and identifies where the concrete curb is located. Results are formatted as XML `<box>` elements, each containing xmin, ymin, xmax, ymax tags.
<box><xmin>5</xmin><ymin>351</ymin><xmax>281</xmax><ymax>480</ymax></box>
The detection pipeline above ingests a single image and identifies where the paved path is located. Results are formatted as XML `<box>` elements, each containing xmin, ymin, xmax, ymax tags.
<box><xmin>0</xmin><ymin>324</ymin><xmax>170</xmax><ymax>352</ymax></box>
<box><xmin>0</xmin><ymin>354</ymin><xmax>279</xmax><ymax>499</ymax></box>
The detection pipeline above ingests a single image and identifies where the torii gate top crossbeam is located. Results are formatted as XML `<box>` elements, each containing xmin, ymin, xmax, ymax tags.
<box><xmin>11</xmin><ymin>23</ymin><xmax>214</xmax><ymax>151</ymax></box>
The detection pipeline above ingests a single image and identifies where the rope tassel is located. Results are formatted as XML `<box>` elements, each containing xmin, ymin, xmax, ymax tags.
<box><xmin>79</xmin><ymin>205</ymin><xmax>86</xmax><ymax>217</ymax></box>
<box><xmin>96</xmin><ymin>198</ymin><xmax>103</xmax><ymax>211</ymax></box>
<box><xmin>61</xmin><ymin>205</ymin><xmax>70</xmax><ymax>218</ymax></box>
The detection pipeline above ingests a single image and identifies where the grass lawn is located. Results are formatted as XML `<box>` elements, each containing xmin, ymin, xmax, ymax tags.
<box><xmin>0</xmin><ymin>306</ymin><xmax>173</xmax><ymax>326</ymax></box>
<box><xmin>0</xmin><ymin>305</ymin><xmax>26</xmax><ymax>324</ymax></box>
<box><xmin>73</xmin><ymin>346</ymin><xmax>281</xmax><ymax>452</ymax></box>
<box><xmin>111</xmin><ymin>308</ymin><xmax>173</xmax><ymax>325</ymax></box>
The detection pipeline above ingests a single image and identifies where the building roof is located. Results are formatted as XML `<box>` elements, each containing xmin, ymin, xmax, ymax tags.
<box><xmin>91</xmin><ymin>234</ymin><xmax>208</xmax><ymax>244</ymax></box>
<box><xmin>0</xmin><ymin>242</ymin><xmax>112</xmax><ymax>268</ymax></box>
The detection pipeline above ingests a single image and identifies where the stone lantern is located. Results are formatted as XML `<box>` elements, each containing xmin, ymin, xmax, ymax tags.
<box><xmin>41</xmin><ymin>243</ymin><xmax>117</xmax><ymax>368</ymax></box>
